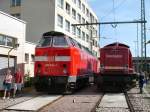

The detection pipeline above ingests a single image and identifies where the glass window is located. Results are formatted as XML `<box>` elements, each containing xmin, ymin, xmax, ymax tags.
<box><xmin>72</xmin><ymin>25</ymin><xmax>76</xmax><ymax>35</ymax></box>
<box><xmin>37</xmin><ymin>37</ymin><xmax>52</xmax><ymax>47</ymax></box>
<box><xmin>16</xmin><ymin>0</ymin><xmax>21</xmax><ymax>6</ymax></box>
<box><xmin>31</xmin><ymin>55</ymin><xmax>35</xmax><ymax>62</ymax></box>
<box><xmin>65</xmin><ymin>20</ymin><xmax>70</xmax><ymax>32</ymax></box>
<box><xmin>77</xmin><ymin>28</ymin><xmax>81</xmax><ymax>38</ymax></box>
<box><xmin>11</xmin><ymin>0</ymin><xmax>21</xmax><ymax>7</ymax></box>
<box><xmin>57</xmin><ymin>0</ymin><xmax>64</xmax><ymax>9</ymax></box>
<box><xmin>77</xmin><ymin>13</ymin><xmax>81</xmax><ymax>23</ymax></box>
<box><xmin>25</xmin><ymin>53</ymin><xmax>29</xmax><ymax>63</ymax></box>
<box><xmin>69</xmin><ymin>37</ymin><xmax>80</xmax><ymax>48</ymax></box>
<box><xmin>86</xmin><ymin>21</ymin><xmax>89</xmax><ymax>29</ymax></box>
<box><xmin>86</xmin><ymin>8</ymin><xmax>89</xmax><ymax>17</ymax></box>
<box><xmin>77</xmin><ymin>0</ymin><xmax>81</xmax><ymax>9</ymax></box>
<box><xmin>72</xmin><ymin>8</ymin><xmax>76</xmax><ymax>19</ymax></box>
<box><xmin>0</xmin><ymin>34</ymin><xmax>16</xmax><ymax>47</ymax></box>
<box><xmin>6</xmin><ymin>37</ymin><xmax>13</xmax><ymax>47</ymax></box>
<box><xmin>86</xmin><ymin>34</ymin><xmax>89</xmax><ymax>42</ymax></box>
<box><xmin>0</xmin><ymin>35</ymin><xmax>6</xmax><ymax>45</ymax></box>
<box><xmin>57</xmin><ymin>14</ymin><xmax>63</xmax><ymax>28</ymax></box>
<box><xmin>82</xmin><ymin>31</ymin><xmax>85</xmax><ymax>40</ymax></box>
<box><xmin>53</xmin><ymin>36</ymin><xmax>68</xmax><ymax>47</ymax></box>
<box><xmin>82</xmin><ymin>17</ymin><xmax>85</xmax><ymax>24</ymax></box>
<box><xmin>82</xmin><ymin>4</ymin><xmax>85</xmax><ymax>13</ymax></box>
<box><xmin>66</xmin><ymin>2</ymin><xmax>70</xmax><ymax>14</ymax></box>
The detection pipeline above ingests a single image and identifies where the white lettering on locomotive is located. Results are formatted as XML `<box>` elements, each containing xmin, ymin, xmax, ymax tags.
<box><xmin>106</xmin><ymin>55</ymin><xmax>123</xmax><ymax>58</ymax></box>
<box><xmin>35</xmin><ymin>56</ymin><xmax>71</xmax><ymax>61</ymax></box>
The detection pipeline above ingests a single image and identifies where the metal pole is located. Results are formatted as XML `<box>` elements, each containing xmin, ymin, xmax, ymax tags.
<box><xmin>137</xmin><ymin>23</ymin><xmax>140</xmax><ymax>73</ymax></box>
<box><xmin>8</xmin><ymin>48</ymin><xmax>14</xmax><ymax>69</ymax></box>
<box><xmin>7</xmin><ymin>43</ymin><xmax>19</xmax><ymax>69</ymax></box>
<box><xmin>141</xmin><ymin>0</ymin><xmax>147</xmax><ymax>71</ymax></box>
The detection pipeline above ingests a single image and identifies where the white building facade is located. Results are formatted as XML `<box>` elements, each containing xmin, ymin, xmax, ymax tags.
<box><xmin>0</xmin><ymin>0</ymin><xmax>99</xmax><ymax>56</ymax></box>
<box><xmin>24</xmin><ymin>41</ymin><xmax>36</xmax><ymax>77</ymax></box>
<box><xmin>0</xmin><ymin>11</ymin><xmax>26</xmax><ymax>90</ymax></box>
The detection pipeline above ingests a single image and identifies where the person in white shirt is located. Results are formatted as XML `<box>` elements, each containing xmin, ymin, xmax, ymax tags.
<box><xmin>2</xmin><ymin>69</ymin><xmax>13</xmax><ymax>99</ymax></box>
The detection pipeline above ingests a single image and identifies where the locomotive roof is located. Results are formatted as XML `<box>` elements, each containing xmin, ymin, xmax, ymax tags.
<box><xmin>43</xmin><ymin>31</ymin><xmax>65</xmax><ymax>37</ymax></box>
<box><xmin>104</xmin><ymin>42</ymin><xmax>129</xmax><ymax>48</ymax></box>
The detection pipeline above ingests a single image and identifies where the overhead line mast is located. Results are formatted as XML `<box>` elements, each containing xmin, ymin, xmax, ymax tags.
<box><xmin>141</xmin><ymin>0</ymin><xmax>147</xmax><ymax>70</ymax></box>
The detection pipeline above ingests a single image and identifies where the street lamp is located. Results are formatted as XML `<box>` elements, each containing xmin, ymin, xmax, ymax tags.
<box><xmin>8</xmin><ymin>43</ymin><xmax>19</xmax><ymax>69</ymax></box>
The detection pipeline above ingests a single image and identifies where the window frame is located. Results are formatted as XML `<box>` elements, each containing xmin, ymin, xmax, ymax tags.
<box><xmin>65</xmin><ymin>20</ymin><xmax>70</xmax><ymax>32</ymax></box>
<box><xmin>11</xmin><ymin>0</ymin><xmax>21</xmax><ymax>7</ymax></box>
<box><xmin>57</xmin><ymin>14</ymin><xmax>63</xmax><ymax>28</ymax></box>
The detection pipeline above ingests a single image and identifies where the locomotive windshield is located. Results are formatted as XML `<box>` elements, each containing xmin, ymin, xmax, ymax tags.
<box><xmin>37</xmin><ymin>37</ymin><xmax>52</xmax><ymax>47</ymax></box>
<box><xmin>53</xmin><ymin>36</ymin><xmax>68</xmax><ymax>47</ymax></box>
<box><xmin>37</xmin><ymin>36</ymin><xmax>68</xmax><ymax>47</ymax></box>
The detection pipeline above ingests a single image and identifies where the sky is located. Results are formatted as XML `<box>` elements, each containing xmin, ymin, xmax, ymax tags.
<box><xmin>87</xmin><ymin>0</ymin><xmax>150</xmax><ymax>57</ymax></box>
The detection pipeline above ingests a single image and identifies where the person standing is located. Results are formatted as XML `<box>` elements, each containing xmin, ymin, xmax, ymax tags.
<box><xmin>139</xmin><ymin>71</ymin><xmax>144</xmax><ymax>93</ymax></box>
<box><xmin>3</xmin><ymin>69</ymin><xmax>13</xmax><ymax>99</ymax></box>
<box><xmin>13</xmin><ymin>68</ymin><xmax>23</xmax><ymax>98</ymax></box>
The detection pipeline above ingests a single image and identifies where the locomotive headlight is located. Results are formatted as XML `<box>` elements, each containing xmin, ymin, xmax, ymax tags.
<box><xmin>63</xmin><ymin>64</ymin><xmax>68</xmax><ymax>74</ymax></box>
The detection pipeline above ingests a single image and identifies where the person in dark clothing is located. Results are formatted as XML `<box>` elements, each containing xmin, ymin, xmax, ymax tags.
<box><xmin>139</xmin><ymin>71</ymin><xmax>144</xmax><ymax>93</ymax></box>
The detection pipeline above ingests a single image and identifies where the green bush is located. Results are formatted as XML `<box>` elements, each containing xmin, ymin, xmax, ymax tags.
<box><xmin>24</xmin><ymin>75</ymin><xmax>34</xmax><ymax>87</ymax></box>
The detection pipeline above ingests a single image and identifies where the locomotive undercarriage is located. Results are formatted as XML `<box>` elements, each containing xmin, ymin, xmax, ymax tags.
<box><xmin>34</xmin><ymin>75</ymin><xmax>91</xmax><ymax>93</ymax></box>
<box><xmin>97</xmin><ymin>74</ymin><xmax>136</xmax><ymax>91</ymax></box>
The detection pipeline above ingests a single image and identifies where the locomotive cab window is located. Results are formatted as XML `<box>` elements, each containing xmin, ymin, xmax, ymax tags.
<box><xmin>53</xmin><ymin>36</ymin><xmax>68</xmax><ymax>47</ymax></box>
<box><xmin>37</xmin><ymin>37</ymin><xmax>52</xmax><ymax>47</ymax></box>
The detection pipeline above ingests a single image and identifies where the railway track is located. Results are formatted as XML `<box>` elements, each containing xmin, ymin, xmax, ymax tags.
<box><xmin>0</xmin><ymin>93</ymin><xmax>63</xmax><ymax>112</ymax></box>
<box><xmin>124</xmin><ymin>92</ymin><xmax>135</xmax><ymax>112</ymax></box>
<box><xmin>95</xmin><ymin>91</ymin><xmax>135</xmax><ymax>112</ymax></box>
<box><xmin>0</xmin><ymin>85</ymin><xmax>101</xmax><ymax>112</ymax></box>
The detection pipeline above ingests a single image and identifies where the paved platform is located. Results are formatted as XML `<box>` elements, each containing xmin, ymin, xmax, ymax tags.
<box><xmin>99</xmin><ymin>93</ymin><xmax>128</xmax><ymax>108</ymax></box>
<box><xmin>6</xmin><ymin>95</ymin><xmax>62</xmax><ymax>111</ymax></box>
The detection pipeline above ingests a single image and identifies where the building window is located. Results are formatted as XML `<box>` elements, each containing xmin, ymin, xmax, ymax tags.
<box><xmin>82</xmin><ymin>4</ymin><xmax>85</xmax><ymax>13</ymax></box>
<box><xmin>82</xmin><ymin>17</ymin><xmax>85</xmax><ymax>24</ymax></box>
<box><xmin>77</xmin><ymin>13</ymin><xmax>81</xmax><ymax>23</ymax></box>
<box><xmin>25</xmin><ymin>53</ymin><xmax>29</xmax><ymax>63</ymax></box>
<box><xmin>82</xmin><ymin>31</ymin><xmax>85</xmax><ymax>40</ymax></box>
<box><xmin>86</xmin><ymin>34</ymin><xmax>89</xmax><ymax>42</ymax></box>
<box><xmin>77</xmin><ymin>28</ymin><xmax>81</xmax><ymax>38</ymax></box>
<box><xmin>57</xmin><ymin>14</ymin><xmax>63</xmax><ymax>28</ymax></box>
<box><xmin>0</xmin><ymin>35</ymin><xmax>6</xmax><ymax>45</ymax></box>
<box><xmin>65</xmin><ymin>20</ymin><xmax>70</xmax><ymax>32</ymax></box>
<box><xmin>31</xmin><ymin>54</ymin><xmax>35</xmax><ymax>62</ymax></box>
<box><xmin>72</xmin><ymin>25</ymin><xmax>76</xmax><ymax>35</ymax></box>
<box><xmin>72</xmin><ymin>8</ymin><xmax>76</xmax><ymax>20</ymax></box>
<box><xmin>77</xmin><ymin>0</ymin><xmax>81</xmax><ymax>9</ymax></box>
<box><xmin>0</xmin><ymin>34</ymin><xmax>16</xmax><ymax>47</ymax></box>
<box><xmin>66</xmin><ymin>2</ymin><xmax>70</xmax><ymax>15</ymax></box>
<box><xmin>11</xmin><ymin>13</ymin><xmax>21</xmax><ymax>19</ymax></box>
<box><xmin>57</xmin><ymin>0</ymin><xmax>64</xmax><ymax>9</ymax></box>
<box><xmin>86</xmin><ymin>21</ymin><xmax>89</xmax><ymax>29</ymax></box>
<box><xmin>6</xmin><ymin>37</ymin><xmax>13</xmax><ymax>46</ymax></box>
<box><xmin>86</xmin><ymin>8</ymin><xmax>89</xmax><ymax>17</ymax></box>
<box><xmin>92</xmin><ymin>40</ymin><xmax>94</xmax><ymax>46</ymax></box>
<box><xmin>11</xmin><ymin>0</ymin><xmax>21</xmax><ymax>7</ymax></box>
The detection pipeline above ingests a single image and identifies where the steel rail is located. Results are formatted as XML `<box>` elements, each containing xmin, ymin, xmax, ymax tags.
<box><xmin>124</xmin><ymin>92</ymin><xmax>135</xmax><ymax>112</ymax></box>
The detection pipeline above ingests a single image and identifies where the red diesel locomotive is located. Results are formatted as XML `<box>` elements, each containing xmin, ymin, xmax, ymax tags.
<box><xmin>34</xmin><ymin>31</ymin><xmax>99</xmax><ymax>93</ymax></box>
<box><xmin>97</xmin><ymin>42</ymin><xmax>136</xmax><ymax>88</ymax></box>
